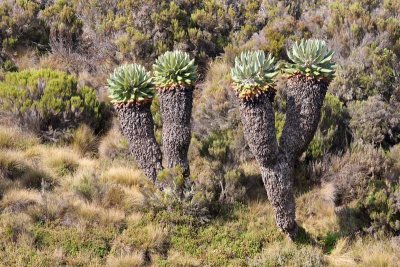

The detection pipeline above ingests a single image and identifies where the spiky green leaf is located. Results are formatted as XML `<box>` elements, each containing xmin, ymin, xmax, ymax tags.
<box><xmin>107</xmin><ymin>64</ymin><xmax>154</xmax><ymax>103</ymax></box>
<box><xmin>230</xmin><ymin>50</ymin><xmax>278</xmax><ymax>99</ymax></box>
<box><xmin>284</xmin><ymin>39</ymin><xmax>336</xmax><ymax>80</ymax></box>
<box><xmin>152</xmin><ymin>51</ymin><xmax>197</xmax><ymax>88</ymax></box>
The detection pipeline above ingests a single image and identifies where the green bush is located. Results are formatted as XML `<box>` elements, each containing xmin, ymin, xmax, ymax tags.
<box><xmin>40</xmin><ymin>0</ymin><xmax>82</xmax><ymax>45</ymax></box>
<box><xmin>360</xmin><ymin>181</ymin><xmax>400</xmax><ymax>236</ymax></box>
<box><xmin>306</xmin><ymin>93</ymin><xmax>348</xmax><ymax>159</ymax></box>
<box><xmin>0</xmin><ymin>0</ymin><xmax>48</xmax><ymax>49</ymax></box>
<box><xmin>0</xmin><ymin>69</ymin><xmax>104</xmax><ymax>134</ymax></box>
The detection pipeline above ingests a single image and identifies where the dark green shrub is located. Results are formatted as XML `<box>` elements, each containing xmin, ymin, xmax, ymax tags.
<box><xmin>0</xmin><ymin>69</ymin><xmax>104</xmax><ymax>134</ymax></box>
<box><xmin>360</xmin><ymin>181</ymin><xmax>400</xmax><ymax>236</ymax></box>
<box><xmin>195</xmin><ymin>129</ymin><xmax>247</xmax><ymax>203</ymax></box>
<box><xmin>1</xmin><ymin>59</ymin><xmax>17</xmax><ymax>72</ymax></box>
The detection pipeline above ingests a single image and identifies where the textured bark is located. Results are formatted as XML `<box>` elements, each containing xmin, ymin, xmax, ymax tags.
<box><xmin>238</xmin><ymin>93</ymin><xmax>278</xmax><ymax>167</ymax></box>
<box><xmin>280</xmin><ymin>75</ymin><xmax>328</xmax><ymax>162</ymax></box>
<box><xmin>116</xmin><ymin>103</ymin><xmax>163</xmax><ymax>183</ymax></box>
<box><xmin>159</xmin><ymin>87</ymin><xmax>193</xmax><ymax>177</ymax></box>
<box><xmin>261</xmin><ymin>154</ymin><xmax>297</xmax><ymax>238</ymax></box>
<box><xmin>237</xmin><ymin>76</ymin><xmax>328</xmax><ymax>239</ymax></box>
<box><xmin>267</xmin><ymin>76</ymin><xmax>327</xmax><ymax>238</ymax></box>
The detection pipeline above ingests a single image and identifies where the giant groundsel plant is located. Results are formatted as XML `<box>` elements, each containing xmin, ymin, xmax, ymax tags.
<box><xmin>284</xmin><ymin>39</ymin><xmax>336</xmax><ymax>79</ymax></box>
<box><xmin>153</xmin><ymin>50</ymin><xmax>197</xmax><ymax>88</ymax></box>
<box><xmin>153</xmin><ymin>50</ymin><xmax>197</xmax><ymax>182</ymax></box>
<box><xmin>230</xmin><ymin>40</ymin><xmax>336</xmax><ymax>239</ymax></box>
<box><xmin>231</xmin><ymin>50</ymin><xmax>279</xmax><ymax>100</ymax></box>
<box><xmin>107</xmin><ymin>64</ymin><xmax>162</xmax><ymax>184</ymax></box>
<box><xmin>107</xmin><ymin>64</ymin><xmax>154</xmax><ymax>103</ymax></box>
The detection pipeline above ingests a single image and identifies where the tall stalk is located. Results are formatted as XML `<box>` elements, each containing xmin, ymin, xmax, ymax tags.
<box><xmin>107</xmin><ymin>64</ymin><xmax>163</xmax><ymax>183</ymax></box>
<box><xmin>153</xmin><ymin>51</ymin><xmax>197</xmax><ymax>178</ymax></box>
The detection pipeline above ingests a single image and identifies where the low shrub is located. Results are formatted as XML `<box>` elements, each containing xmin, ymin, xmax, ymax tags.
<box><xmin>388</xmin><ymin>144</ymin><xmax>400</xmax><ymax>177</ymax></box>
<box><xmin>306</xmin><ymin>93</ymin><xmax>349</xmax><ymax>160</ymax></box>
<box><xmin>321</xmin><ymin>144</ymin><xmax>392</xmax><ymax>206</ymax></box>
<box><xmin>250</xmin><ymin>242</ymin><xmax>325</xmax><ymax>267</ymax></box>
<box><xmin>0</xmin><ymin>0</ymin><xmax>48</xmax><ymax>49</ymax></box>
<box><xmin>360</xmin><ymin>181</ymin><xmax>400</xmax><ymax>237</ymax></box>
<box><xmin>32</xmin><ymin>225</ymin><xmax>116</xmax><ymax>264</ymax></box>
<box><xmin>348</xmin><ymin>96</ymin><xmax>400</xmax><ymax>147</ymax></box>
<box><xmin>0</xmin><ymin>69</ymin><xmax>106</xmax><ymax>135</ymax></box>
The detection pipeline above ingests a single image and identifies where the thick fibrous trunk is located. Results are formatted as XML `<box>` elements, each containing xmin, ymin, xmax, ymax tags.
<box><xmin>237</xmin><ymin>76</ymin><xmax>328</xmax><ymax>239</ymax></box>
<box><xmin>269</xmin><ymin>75</ymin><xmax>327</xmax><ymax>237</ymax></box>
<box><xmin>280</xmin><ymin>75</ymin><xmax>328</xmax><ymax>161</ymax></box>
<box><xmin>238</xmin><ymin>93</ymin><xmax>278</xmax><ymax>167</ymax></box>
<box><xmin>116</xmin><ymin>103</ymin><xmax>163</xmax><ymax>183</ymax></box>
<box><xmin>159</xmin><ymin>87</ymin><xmax>193</xmax><ymax>177</ymax></box>
<box><xmin>261</xmin><ymin>155</ymin><xmax>297</xmax><ymax>238</ymax></box>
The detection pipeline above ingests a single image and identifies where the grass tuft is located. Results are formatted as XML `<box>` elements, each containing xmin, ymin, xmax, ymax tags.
<box><xmin>106</xmin><ymin>252</ymin><xmax>144</xmax><ymax>267</ymax></box>
<box><xmin>0</xmin><ymin>127</ymin><xmax>38</xmax><ymax>150</ymax></box>
<box><xmin>1</xmin><ymin>189</ymin><xmax>42</xmax><ymax>213</ymax></box>
<box><xmin>102</xmin><ymin>167</ymin><xmax>149</xmax><ymax>188</ymax></box>
<box><xmin>98</xmin><ymin>123</ymin><xmax>129</xmax><ymax>159</ymax></box>
<box><xmin>72</xmin><ymin>124</ymin><xmax>98</xmax><ymax>156</ymax></box>
<box><xmin>41</xmin><ymin>147</ymin><xmax>80</xmax><ymax>178</ymax></box>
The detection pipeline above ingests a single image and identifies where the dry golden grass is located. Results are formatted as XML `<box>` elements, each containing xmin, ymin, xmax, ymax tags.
<box><xmin>141</xmin><ymin>224</ymin><xmax>168</xmax><ymax>250</ymax></box>
<box><xmin>39</xmin><ymin>147</ymin><xmax>81</xmax><ymax>178</ymax></box>
<box><xmin>109</xmin><ymin>223</ymin><xmax>168</xmax><ymax>263</ymax></box>
<box><xmin>98</xmin><ymin>123</ymin><xmax>129</xmax><ymax>159</ymax></box>
<box><xmin>102</xmin><ymin>167</ymin><xmax>149</xmax><ymax>187</ymax></box>
<box><xmin>72</xmin><ymin>124</ymin><xmax>98</xmax><ymax>156</ymax></box>
<box><xmin>38</xmin><ymin>52</ymin><xmax>73</xmax><ymax>73</ymax></box>
<box><xmin>240</xmin><ymin>161</ymin><xmax>260</xmax><ymax>177</ymax></box>
<box><xmin>12</xmin><ymin>49</ymin><xmax>39</xmax><ymax>70</ymax></box>
<box><xmin>106</xmin><ymin>252</ymin><xmax>144</xmax><ymax>267</ymax></box>
<box><xmin>296</xmin><ymin>187</ymin><xmax>339</xmax><ymax>237</ymax></box>
<box><xmin>121</xmin><ymin>186</ymin><xmax>149</xmax><ymax>211</ymax></box>
<box><xmin>0</xmin><ymin>126</ymin><xmax>38</xmax><ymax>150</ymax></box>
<box><xmin>327</xmin><ymin>237</ymin><xmax>400</xmax><ymax>267</ymax></box>
<box><xmin>70</xmin><ymin>198</ymin><xmax>126</xmax><ymax>226</ymax></box>
<box><xmin>0</xmin><ymin>150</ymin><xmax>30</xmax><ymax>179</ymax></box>
<box><xmin>0</xmin><ymin>149</ymin><xmax>47</xmax><ymax>189</ymax></box>
<box><xmin>252</xmin><ymin>239</ymin><xmax>326</xmax><ymax>266</ymax></box>
<box><xmin>102</xmin><ymin>185</ymin><xmax>127</xmax><ymax>208</ymax></box>
<box><xmin>125</xmin><ymin>212</ymin><xmax>143</xmax><ymax>225</ymax></box>
<box><xmin>247</xmin><ymin>200</ymin><xmax>275</xmax><ymax>223</ymax></box>
<box><xmin>203</xmin><ymin>59</ymin><xmax>231</xmax><ymax>95</ymax></box>
<box><xmin>1</xmin><ymin>189</ymin><xmax>42</xmax><ymax>209</ymax></box>
<box><xmin>78</xmin><ymin>70</ymin><xmax>110</xmax><ymax>93</ymax></box>
<box><xmin>0</xmin><ymin>213</ymin><xmax>33</xmax><ymax>242</ymax></box>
